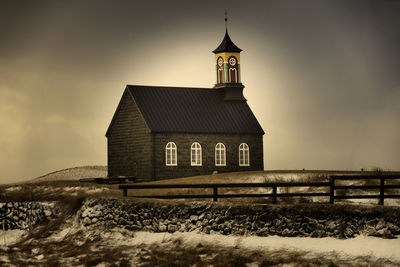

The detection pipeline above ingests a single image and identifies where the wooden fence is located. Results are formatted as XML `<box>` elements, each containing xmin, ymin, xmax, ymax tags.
<box><xmin>119</xmin><ymin>175</ymin><xmax>400</xmax><ymax>205</ymax></box>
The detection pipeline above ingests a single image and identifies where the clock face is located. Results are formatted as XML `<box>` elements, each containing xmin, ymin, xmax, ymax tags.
<box><xmin>217</xmin><ymin>58</ymin><xmax>223</xmax><ymax>66</ymax></box>
<box><xmin>229</xmin><ymin>57</ymin><xmax>236</xmax><ymax>66</ymax></box>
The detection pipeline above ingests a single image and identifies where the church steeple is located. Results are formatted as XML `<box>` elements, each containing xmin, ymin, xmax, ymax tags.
<box><xmin>213</xmin><ymin>12</ymin><xmax>245</xmax><ymax>102</ymax></box>
<box><xmin>213</xmin><ymin>12</ymin><xmax>242</xmax><ymax>86</ymax></box>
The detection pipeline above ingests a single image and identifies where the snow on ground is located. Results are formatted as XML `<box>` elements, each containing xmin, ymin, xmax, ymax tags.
<box><xmin>2</xmin><ymin>216</ymin><xmax>399</xmax><ymax>266</ymax></box>
<box><xmin>62</xmin><ymin>186</ymin><xmax>109</xmax><ymax>194</ymax></box>
<box><xmin>5</xmin><ymin>186</ymin><xmax>22</xmax><ymax>192</ymax></box>
<box><xmin>101</xmin><ymin>229</ymin><xmax>400</xmax><ymax>262</ymax></box>
<box><xmin>0</xmin><ymin>230</ymin><xmax>27</xmax><ymax>247</ymax></box>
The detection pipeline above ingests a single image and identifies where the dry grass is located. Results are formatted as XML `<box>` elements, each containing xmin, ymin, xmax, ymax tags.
<box><xmin>5</xmin><ymin>226</ymin><xmax>399</xmax><ymax>267</ymax></box>
<box><xmin>0</xmin><ymin>180</ymin><xmax>121</xmax><ymax>202</ymax></box>
<box><xmin>1</xmin><ymin>170</ymin><xmax>399</xmax><ymax>205</ymax></box>
<box><xmin>142</xmin><ymin>243</ymin><xmax>396</xmax><ymax>267</ymax></box>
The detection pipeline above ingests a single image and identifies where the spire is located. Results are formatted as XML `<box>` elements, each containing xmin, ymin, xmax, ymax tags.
<box><xmin>213</xmin><ymin>11</ymin><xmax>242</xmax><ymax>54</ymax></box>
<box><xmin>225</xmin><ymin>9</ymin><xmax>228</xmax><ymax>31</ymax></box>
<box><xmin>212</xmin><ymin>31</ymin><xmax>242</xmax><ymax>54</ymax></box>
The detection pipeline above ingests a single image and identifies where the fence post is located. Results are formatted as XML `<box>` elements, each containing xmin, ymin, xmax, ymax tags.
<box><xmin>123</xmin><ymin>187</ymin><xmax>127</xmax><ymax>197</ymax></box>
<box><xmin>213</xmin><ymin>186</ymin><xmax>218</xmax><ymax>202</ymax></box>
<box><xmin>272</xmin><ymin>186</ymin><xmax>277</xmax><ymax>204</ymax></box>
<box><xmin>379</xmin><ymin>178</ymin><xmax>384</xmax><ymax>205</ymax></box>
<box><xmin>330</xmin><ymin>177</ymin><xmax>335</xmax><ymax>204</ymax></box>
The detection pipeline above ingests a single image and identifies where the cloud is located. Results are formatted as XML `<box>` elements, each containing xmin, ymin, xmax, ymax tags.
<box><xmin>0</xmin><ymin>0</ymin><xmax>399</xmax><ymax>183</ymax></box>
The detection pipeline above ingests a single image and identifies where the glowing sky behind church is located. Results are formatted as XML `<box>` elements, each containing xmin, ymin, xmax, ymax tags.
<box><xmin>0</xmin><ymin>0</ymin><xmax>399</xmax><ymax>183</ymax></box>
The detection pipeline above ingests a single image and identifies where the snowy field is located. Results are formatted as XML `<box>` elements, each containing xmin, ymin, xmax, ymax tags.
<box><xmin>1</xmin><ymin>225</ymin><xmax>399</xmax><ymax>266</ymax></box>
<box><xmin>0</xmin><ymin>168</ymin><xmax>399</xmax><ymax>265</ymax></box>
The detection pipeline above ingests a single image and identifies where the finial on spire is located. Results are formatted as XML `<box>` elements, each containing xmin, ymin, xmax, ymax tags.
<box><xmin>224</xmin><ymin>10</ymin><xmax>228</xmax><ymax>30</ymax></box>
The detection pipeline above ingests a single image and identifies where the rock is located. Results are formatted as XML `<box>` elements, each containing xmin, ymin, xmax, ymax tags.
<box><xmin>159</xmin><ymin>223</ymin><xmax>167</xmax><ymax>232</ymax></box>
<box><xmin>376</xmin><ymin>220</ymin><xmax>386</xmax><ymax>231</ymax></box>
<box><xmin>201</xmin><ymin>219</ymin><xmax>209</xmax><ymax>226</ymax></box>
<box><xmin>310</xmin><ymin>230</ymin><xmax>322</xmax><ymax>238</ymax></box>
<box><xmin>91</xmin><ymin>217</ymin><xmax>98</xmax><ymax>224</ymax></box>
<box><xmin>388</xmin><ymin>223</ymin><xmax>400</xmax><ymax>234</ymax></box>
<box><xmin>36</xmin><ymin>254</ymin><xmax>44</xmax><ymax>260</ymax></box>
<box><xmin>82</xmin><ymin>217</ymin><xmax>92</xmax><ymax>226</ymax></box>
<box><xmin>363</xmin><ymin>225</ymin><xmax>376</xmax><ymax>236</ymax></box>
<box><xmin>215</xmin><ymin>216</ymin><xmax>223</xmax><ymax>224</ymax></box>
<box><xmin>31</xmin><ymin>248</ymin><xmax>40</xmax><ymax>255</ymax></box>
<box><xmin>289</xmin><ymin>222</ymin><xmax>298</xmax><ymax>230</ymax></box>
<box><xmin>142</xmin><ymin>219</ymin><xmax>152</xmax><ymax>226</ymax></box>
<box><xmin>326</xmin><ymin>221</ymin><xmax>337</xmax><ymax>232</ymax></box>
<box><xmin>168</xmin><ymin>224</ymin><xmax>177</xmax><ymax>233</ymax></box>
<box><xmin>372</xmin><ymin>228</ymin><xmax>395</xmax><ymax>239</ymax></box>
<box><xmin>223</xmin><ymin>227</ymin><xmax>231</xmax><ymax>235</ymax></box>
<box><xmin>344</xmin><ymin>228</ymin><xmax>354</xmax><ymax>238</ymax></box>
<box><xmin>44</xmin><ymin>210</ymin><xmax>52</xmax><ymax>217</ymax></box>
<box><xmin>105</xmin><ymin>214</ymin><xmax>114</xmax><ymax>220</ymax></box>
<box><xmin>269</xmin><ymin>226</ymin><xmax>276</xmax><ymax>234</ymax></box>
<box><xmin>316</xmin><ymin>223</ymin><xmax>324</xmax><ymax>231</ymax></box>
<box><xmin>282</xmin><ymin>228</ymin><xmax>291</xmax><ymax>237</ymax></box>
<box><xmin>382</xmin><ymin>229</ymin><xmax>395</xmax><ymax>239</ymax></box>
<box><xmin>203</xmin><ymin>226</ymin><xmax>211</xmax><ymax>234</ymax></box>
<box><xmin>190</xmin><ymin>215</ymin><xmax>199</xmax><ymax>223</ymax></box>
<box><xmin>179</xmin><ymin>224</ymin><xmax>186</xmax><ymax>232</ymax></box>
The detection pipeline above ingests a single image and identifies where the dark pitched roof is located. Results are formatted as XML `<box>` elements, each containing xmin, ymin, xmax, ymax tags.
<box><xmin>213</xmin><ymin>30</ymin><xmax>242</xmax><ymax>54</ymax></box>
<box><xmin>112</xmin><ymin>85</ymin><xmax>264</xmax><ymax>135</ymax></box>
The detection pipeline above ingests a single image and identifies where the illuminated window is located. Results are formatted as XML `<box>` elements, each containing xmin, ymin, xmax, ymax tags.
<box><xmin>239</xmin><ymin>143</ymin><xmax>250</xmax><ymax>166</ymax></box>
<box><xmin>191</xmin><ymin>142</ymin><xmax>202</xmax><ymax>166</ymax></box>
<box><xmin>166</xmin><ymin>142</ymin><xmax>177</xmax><ymax>166</ymax></box>
<box><xmin>215</xmin><ymin>143</ymin><xmax>226</xmax><ymax>166</ymax></box>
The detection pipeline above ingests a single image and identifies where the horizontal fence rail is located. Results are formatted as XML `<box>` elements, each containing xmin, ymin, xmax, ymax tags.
<box><xmin>119</xmin><ymin>175</ymin><xmax>400</xmax><ymax>205</ymax></box>
<box><xmin>330</xmin><ymin>175</ymin><xmax>400</xmax><ymax>205</ymax></box>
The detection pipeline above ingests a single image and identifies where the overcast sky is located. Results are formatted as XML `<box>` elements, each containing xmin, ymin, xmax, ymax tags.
<box><xmin>0</xmin><ymin>0</ymin><xmax>399</xmax><ymax>183</ymax></box>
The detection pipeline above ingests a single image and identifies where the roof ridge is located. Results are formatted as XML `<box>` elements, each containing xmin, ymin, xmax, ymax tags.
<box><xmin>127</xmin><ymin>84</ymin><xmax>213</xmax><ymax>90</ymax></box>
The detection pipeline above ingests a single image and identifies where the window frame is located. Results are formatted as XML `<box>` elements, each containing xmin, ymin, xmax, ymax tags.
<box><xmin>190</xmin><ymin>142</ymin><xmax>202</xmax><ymax>166</ymax></box>
<box><xmin>165</xmin><ymin>142</ymin><xmax>177</xmax><ymax>166</ymax></box>
<box><xmin>239</xmin><ymin>143</ymin><xmax>250</xmax><ymax>166</ymax></box>
<box><xmin>215</xmin><ymin>142</ymin><xmax>226</xmax><ymax>166</ymax></box>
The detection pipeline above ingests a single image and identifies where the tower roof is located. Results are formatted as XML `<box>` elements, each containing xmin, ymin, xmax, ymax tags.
<box><xmin>213</xmin><ymin>30</ymin><xmax>242</xmax><ymax>54</ymax></box>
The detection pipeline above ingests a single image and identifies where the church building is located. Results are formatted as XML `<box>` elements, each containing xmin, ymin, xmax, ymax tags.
<box><xmin>105</xmin><ymin>23</ymin><xmax>265</xmax><ymax>180</ymax></box>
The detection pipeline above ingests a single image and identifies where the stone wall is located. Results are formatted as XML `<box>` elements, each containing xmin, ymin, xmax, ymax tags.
<box><xmin>80</xmin><ymin>199</ymin><xmax>400</xmax><ymax>239</ymax></box>
<box><xmin>0</xmin><ymin>202</ymin><xmax>56</xmax><ymax>230</ymax></box>
<box><xmin>107</xmin><ymin>89</ymin><xmax>153</xmax><ymax>179</ymax></box>
<box><xmin>153</xmin><ymin>133</ymin><xmax>263</xmax><ymax>180</ymax></box>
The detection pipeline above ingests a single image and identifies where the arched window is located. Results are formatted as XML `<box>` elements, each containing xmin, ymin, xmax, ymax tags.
<box><xmin>166</xmin><ymin>142</ymin><xmax>177</xmax><ymax>166</ymax></box>
<box><xmin>191</xmin><ymin>142</ymin><xmax>202</xmax><ymax>166</ymax></box>
<box><xmin>228</xmin><ymin>56</ymin><xmax>238</xmax><ymax>83</ymax></box>
<box><xmin>239</xmin><ymin>143</ymin><xmax>250</xmax><ymax>166</ymax></box>
<box><xmin>215</xmin><ymin>143</ymin><xmax>226</xmax><ymax>166</ymax></box>
<box><xmin>217</xmin><ymin>56</ymin><xmax>224</xmax><ymax>83</ymax></box>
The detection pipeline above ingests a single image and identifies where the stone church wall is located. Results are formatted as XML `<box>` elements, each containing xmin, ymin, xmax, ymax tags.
<box><xmin>153</xmin><ymin>133</ymin><xmax>263</xmax><ymax>180</ymax></box>
<box><xmin>107</xmin><ymin>90</ymin><xmax>153</xmax><ymax>179</ymax></box>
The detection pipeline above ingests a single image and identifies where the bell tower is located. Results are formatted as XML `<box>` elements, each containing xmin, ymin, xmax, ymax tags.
<box><xmin>213</xmin><ymin>12</ymin><xmax>242</xmax><ymax>86</ymax></box>
<box><xmin>213</xmin><ymin>12</ymin><xmax>245</xmax><ymax>101</ymax></box>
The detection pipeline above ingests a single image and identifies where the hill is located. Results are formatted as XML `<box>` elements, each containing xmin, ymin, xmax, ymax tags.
<box><xmin>28</xmin><ymin>166</ymin><xmax>107</xmax><ymax>183</ymax></box>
